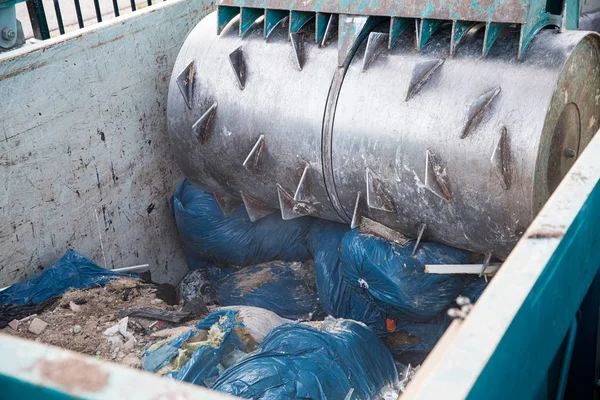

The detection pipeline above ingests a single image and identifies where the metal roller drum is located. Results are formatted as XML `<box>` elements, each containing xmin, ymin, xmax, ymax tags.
<box><xmin>332</xmin><ymin>27</ymin><xmax>600</xmax><ymax>257</ymax></box>
<box><xmin>167</xmin><ymin>12</ymin><xmax>600</xmax><ymax>257</ymax></box>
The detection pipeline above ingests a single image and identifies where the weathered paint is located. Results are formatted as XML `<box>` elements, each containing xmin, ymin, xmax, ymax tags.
<box><xmin>217</xmin><ymin>0</ymin><xmax>533</xmax><ymax>23</ymax></box>
<box><xmin>0</xmin><ymin>0</ymin><xmax>215</xmax><ymax>287</ymax></box>
<box><xmin>0</xmin><ymin>334</ymin><xmax>235</xmax><ymax>399</ymax></box>
<box><xmin>403</xmin><ymin>129</ymin><xmax>600</xmax><ymax>399</ymax></box>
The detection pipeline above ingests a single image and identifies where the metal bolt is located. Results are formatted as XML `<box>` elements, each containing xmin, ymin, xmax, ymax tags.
<box><xmin>1</xmin><ymin>28</ymin><xmax>16</xmax><ymax>41</ymax></box>
<box><xmin>565</xmin><ymin>148</ymin><xmax>576</xmax><ymax>158</ymax></box>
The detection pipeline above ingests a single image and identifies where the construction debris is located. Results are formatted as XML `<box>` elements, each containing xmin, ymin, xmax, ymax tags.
<box><xmin>0</xmin><ymin>276</ymin><xmax>205</xmax><ymax>369</ymax></box>
<box><xmin>28</xmin><ymin>318</ymin><xmax>48</xmax><ymax>335</ymax></box>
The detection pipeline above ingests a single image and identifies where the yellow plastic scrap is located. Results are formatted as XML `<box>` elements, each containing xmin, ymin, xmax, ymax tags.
<box><xmin>156</xmin><ymin>316</ymin><xmax>229</xmax><ymax>376</ymax></box>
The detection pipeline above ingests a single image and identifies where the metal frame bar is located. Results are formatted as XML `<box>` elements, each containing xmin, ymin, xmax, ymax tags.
<box><xmin>404</xmin><ymin>130</ymin><xmax>600</xmax><ymax>399</ymax></box>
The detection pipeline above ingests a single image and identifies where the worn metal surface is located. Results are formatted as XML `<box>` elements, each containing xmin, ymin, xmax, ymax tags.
<box><xmin>333</xmin><ymin>27</ymin><xmax>600</xmax><ymax>257</ymax></box>
<box><xmin>402</xmin><ymin>129</ymin><xmax>600</xmax><ymax>399</ymax></box>
<box><xmin>0</xmin><ymin>0</ymin><xmax>215</xmax><ymax>287</ymax></box>
<box><xmin>168</xmin><ymin>13</ymin><xmax>600</xmax><ymax>257</ymax></box>
<box><xmin>0</xmin><ymin>334</ymin><xmax>235</xmax><ymax>399</ymax></box>
<box><xmin>168</xmin><ymin>12</ymin><xmax>343</xmax><ymax>223</ymax></box>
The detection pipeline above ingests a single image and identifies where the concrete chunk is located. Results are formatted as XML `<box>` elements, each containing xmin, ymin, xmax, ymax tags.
<box><xmin>28</xmin><ymin>318</ymin><xmax>48</xmax><ymax>335</ymax></box>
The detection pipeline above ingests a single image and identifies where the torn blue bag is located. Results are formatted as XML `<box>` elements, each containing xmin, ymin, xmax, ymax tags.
<box><xmin>172</xmin><ymin>180</ymin><xmax>314</xmax><ymax>266</ymax></box>
<box><xmin>211</xmin><ymin>320</ymin><xmax>398</xmax><ymax>399</ymax></box>
<box><xmin>206</xmin><ymin>260</ymin><xmax>321</xmax><ymax>320</ymax></box>
<box><xmin>0</xmin><ymin>249</ymin><xmax>127</xmax><ymax>305</ymax></box>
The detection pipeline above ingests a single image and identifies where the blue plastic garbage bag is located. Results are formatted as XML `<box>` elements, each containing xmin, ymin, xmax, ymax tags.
<box><xmin>206</xmin><ymin>260</ymin><xmax>321</xmax><ymax>320</ymax></box>
<box><xmin>308</xmin><ymin>222</ymin><xmax>393</xmax><ymax>335</ymax></box>
<box><xmin>212</xmin><ymin>320</ymin><xmax>399</xmax><ymax>399</ymax></box>
<box><xmin>339</xmin><ymin>230</ymin><xmax>471</xmax><ymax>321</ymax></box>
<box><xmin>142</xmin><ymin>328</ymin><xmax>199</xmax><ymax>372</ymax></box>
<box><xmin>462</xmin><ymin>276</ymin><xmax>488</xmax><ymax>303</ymax></box>
<box><xmin>172</xmin><ymin>180</ymin><xmax>314</xmax><ymax>265</ymax></box>
<box><xmin>382</xmin><ymin>314</ymin><xmax>452</xmax><ymax>357</ymax></box>
<box><xmin>0</xmin><ymin>249</ymin><xmax>127</xmax><ymax>305</ymax></box>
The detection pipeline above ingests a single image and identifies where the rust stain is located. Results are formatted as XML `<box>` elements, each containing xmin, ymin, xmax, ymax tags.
<box><xmin>38</xmin><ymin>358</ymin><xmax>109</xmax><ymax>393</ymax></box>
<box><xmin>0</xmin><ymin>62</ymin><xmax>48</xmax><ymax>82</ymax></box>
<box><xmin>90</xmin><ymin>34</ymin><xmax>125</xmax><ymax>49</ymax></box>
<box><xmin>528</xmin><ymin>228</ymin><xmax>564</xmax><ymax>239</ymax></box>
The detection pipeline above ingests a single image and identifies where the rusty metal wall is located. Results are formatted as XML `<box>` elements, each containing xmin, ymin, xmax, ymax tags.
<box><xmin>0</xmin><ymin>0</ymin><xmax>215</xmax><ymax>287</ymax></box>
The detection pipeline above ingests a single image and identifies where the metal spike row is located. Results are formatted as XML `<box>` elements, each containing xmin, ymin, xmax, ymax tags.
<box><xmin>460</xmin><ymin>87</ymin><xmax>501</xmax><ymax>139</ymax></box>
<box><xmin>228</xmin><ymin>47</ymin><xmax>246</xmax><ymax>90</ymax></box>
<box><xmin>362</xmin><ymin>32</ymin><xmax>389</xmax><ymax>72</ymax></box>
<box><xmin>240</xmin><ymin>192</ymin><xmax>275</xmax><ymax>222</ymax></box>
<box><xmin>176</xmin><ymin>61</ymin><xmax>195</xmax><ymax>109</ymax></box>
<box><xmin>483</xmin><ymin>22</ymin><xmax>509</xmax><ymax>56</ymax></box>
<box><xmin>416</xmin><ymin>18</ymin><xmax>444</xmax><ymax>50</ymax></box>
<box><xmin>412</xmin><ymin>223</ymin><xmax>426</xmax><ymax>256</ymax></box>
<box><xmin>405</xmin><ymin>58</ymin><xmax>444</xmax><ymax>101</ymax></box>
<box><xmin>192</xmin><ymin>102</ymin><xmax>218</xmax><ymax>144</ymax></box>
<box><xmin>490</xmin><ymin>126</ymin><xmax>511</xmax><ymax>190</ymax></box>
<box><xmin>213</xmin><ymin>193</ymin><xmax>243</xmax><ymax>217</ymax></box>
<box><xmin>338</xmin><ymin>15</ymin><xmax>384</xmax><ymax>67</ymax></box>
<box><xmin>315</xmin><ymin>12</ymin><xmax>330</xmax><ymax>44</ymax></box>
<box><xmin>217</xmin><ymin>5</ymin><xmax>240</xmax><ymax>35</ymax></box>
<box><xmin>389</xmin><ymin>17</ymin><xmax>411</xmax><ymax>49</ymax></box>
<box><xmin>290</xmin><ymin>32</ymin><xmax>305</xmax><ymax>70</ymax></box>
<box><xmin>290</xmin><ymin>10</ymin><xmax>314</xmax><ymax>34</ymax></box>
<box><xmin>450</xmin><ymin>20</ymin><xmax>478</xmax><ymax>55</ymax></box>
<box><xmin>424</xmin><ymin>150</ymin><xmax>452</xmax><ymax>202</ymax></box>
<box><xmin>366</xmin><ymin>168</ymin><xmax>396</xmax><ymax>212</ymax></box>
<box><xmin>277</xmin><ymin>185</ymin><xmax>316</xmax><ymax>220</ymax></box>
<box><xmin>265</xmin><ymin>9</ymin><xmax>288</xmax><ymax>38</ymax></box>
<box><xmin>242</xmin><ymin>134</ymin><xmax>265</xmax><ymax>171</ymax></box>
<box><xmin>239</xmin><ymin>7</ymin><xmax>263</xmax><ymax>36</ymax></box>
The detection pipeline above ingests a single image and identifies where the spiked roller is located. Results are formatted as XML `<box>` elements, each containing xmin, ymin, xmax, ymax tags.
<box><xmin>168</xmin><ymin>8</ymin><xmax>600</xmax><ymax>258</ymax></box>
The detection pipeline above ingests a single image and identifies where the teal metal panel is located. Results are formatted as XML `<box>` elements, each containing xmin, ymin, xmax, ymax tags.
<box><xmin>467</xmin><ymin>184</ymin><xmax>600</xmax><ymax>399</ymax></box>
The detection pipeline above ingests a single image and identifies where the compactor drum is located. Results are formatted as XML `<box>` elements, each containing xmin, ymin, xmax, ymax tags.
<box><xmin>168</xmin><ymin>2</ymin><xmax>600</xmax><ymax>258</ymax></box>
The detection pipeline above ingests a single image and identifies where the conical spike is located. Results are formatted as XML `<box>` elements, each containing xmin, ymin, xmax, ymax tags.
<box><xmin>416</xmin><ymin>18</ymin><xmax>444</xmax><ymax>50</ymax></box>
<box><xmin>389</xmin><ymin>17</ymin><xmax>411</xmax><ymax>49</ymax></box>
<box><xmin>482</xmin><ymin>22</ymin><xmax>509</xmax><ymax>56</ymax></box>
<box><xmin>450</xmin><ymin>20</ymin><xmax>477</xmax><ymax>55</ymax></box>
<box><xmin>213</xmin><ymin>193</ymin><xmax>243</xmax><ymax>217</ymax></box>
<box><xmin>362</xmin><ymin>31</ymin><xmax>389</xmax><ymax>72</ymax></box>
<box><xmin>243</xmin><ymin>134</ymin><xmax>265</xmax><ymax>171</ymax></box>
<box><xmin>412</xmin><ymin>223</ymin><xmax>426</xmax><ymax>256</ymax></box>
<box><xmin>228</xmin><ymin>47</ymin><xmax>246</xmax><ymax>90</ymax></box>
<box><xmin>338</xmin><ymin>15</ymin><xmax>383</xmax><ymax>67</ymax></box>
<box><xmin>294</xmin><ymin>165</ymin><xmax>315</xmax><ymax>202</ymax></box>
<box><xmin>192</xmin><ymin>102</ymin><xmax>218</xmax><ymax>144</ymax></box>
<box><xmin>316</xmin><ymin>13</ymin><xmax>330</xmax><ymax>44</ymax></box>
<box><xmin>176</xmin><ymin>61</ymin><xmax>195</xmax><ymax>109</ymax></box>
<box><xmin>491</xmin><ymin>126</ymin><xmax>511</xmax><ymax>190</ymax></box>
<box><xmin>366</xmin><ymin>168</ymin><xmax>396</xmax><ymax>212</ymax></box>
<box><xmin>290</xmin><ymin>32</ymin><xmax>305</xmax><ymax>70</ymax></box>
<box><xmin>265</xmin><ymin>9</ymin><xmax>288</xmax><ymax>38</ymax></box>
<box><xmin>290</xmin><ymin>10</ymin><xmax>314</xmax><ymax>34</ymax></box>
<box><xmin>405</xmin><ymin>58</ymin><xmax>444</xmax><ymax>101</ymax></box>
<box><xmin>460</xmin><ymin>87</ymin><xmax>501</xmax><ymax>139</ymax></box>
<box><xmin>321</xmin><ymin>13</ymin><xmax>338</xmax><ymax>47</ymax></box>
<box><xmin>240</xmin><ymin>7</ymin><xmax>263</xmax><ymax>36</ymax></box>
<box><xmin>277</xmin><ymin>185</ymin><xmax>316</xmax><ymax>220</ymax></box>
<box><xmin>424</xmin><ymin>150</ymin><xmax>452</xmax><ymax>202</ymax></box>
<box><xmin>351</xmin><ymin>192</ymin><xmax>365</xmax><ymax>229</ymax></box>
<box><xmin>240</xmin><ymin>192</ymin><xmax>275</xmax><ymax>222</ymax></box>
<box><xmin>217</xmin><ymin>5</ymin><xmax>240</xmax><ymax>35</ymax></box>
<box><xmin>561</xmin><ymin>1</ymin><xmax>567</xmax><ymax>32</ymax></box>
